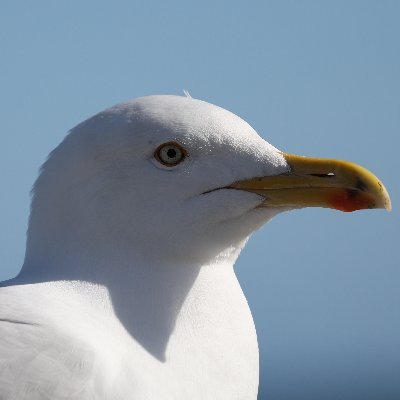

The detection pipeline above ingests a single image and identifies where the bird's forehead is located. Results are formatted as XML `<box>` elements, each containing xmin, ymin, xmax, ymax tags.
<box><xmin>107</xmin><ymin>95</ymin><xmax>266</xmax><ymax>146</ymax></box>
<box><xmin>74</xmin><ymin>95</ymin><xmax>282</xmax><ymax>168</ymax></box>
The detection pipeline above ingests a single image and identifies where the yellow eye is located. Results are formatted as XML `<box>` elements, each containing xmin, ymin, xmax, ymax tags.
<box><xmin>155</xmin><ymin>142</ymin><xmax>187</xmax><ymax>167</ymax></box>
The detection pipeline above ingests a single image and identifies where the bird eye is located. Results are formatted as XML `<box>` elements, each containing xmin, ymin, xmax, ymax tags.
<box><xmin>155</xmin><ymin>142</ymin><xmax>187</xmax><ymax>167</ymax></box>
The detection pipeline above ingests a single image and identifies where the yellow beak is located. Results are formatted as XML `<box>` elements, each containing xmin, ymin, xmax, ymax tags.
<box><xmin>229</xmin><ymin>153</ymin><xmax>391</xmax><ymax>212</ymax></box>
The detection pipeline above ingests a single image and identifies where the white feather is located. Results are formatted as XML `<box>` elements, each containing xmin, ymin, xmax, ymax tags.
<box><xmin>1</xmin><ymin>96</ymin><xmax>289</xmax><ymax>399</ymax></box>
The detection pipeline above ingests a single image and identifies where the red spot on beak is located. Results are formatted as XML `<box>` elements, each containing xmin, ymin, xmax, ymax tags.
<box><xmin>329</xmin><ymin>190</ymin><xmax>374</xmax><ymax>212</ymax></box>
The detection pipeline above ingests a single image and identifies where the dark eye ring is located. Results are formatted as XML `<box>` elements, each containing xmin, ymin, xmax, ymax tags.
<box><xmin>154</xmin><ymin>142</ymin><xmax>187</xmax><ymax>167</ymax></box>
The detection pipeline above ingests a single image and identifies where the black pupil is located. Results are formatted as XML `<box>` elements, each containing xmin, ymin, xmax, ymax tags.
<box><xmin>167</xmin><ymin>148</ymin><xmax>177</xmax><ymax>159</ymax></box>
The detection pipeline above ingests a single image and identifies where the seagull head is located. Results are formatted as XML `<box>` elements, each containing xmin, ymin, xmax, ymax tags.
<box><xmin>25</xmin><ymin>95</ymin><xmax>391</xmax><ymax>270</ymax></box>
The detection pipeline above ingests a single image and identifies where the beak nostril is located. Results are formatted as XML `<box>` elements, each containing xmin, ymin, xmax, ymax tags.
<box><xmin>309</xmin><ymin>172</ymin><xmax>336</xmax><ymax>178</ymax></box>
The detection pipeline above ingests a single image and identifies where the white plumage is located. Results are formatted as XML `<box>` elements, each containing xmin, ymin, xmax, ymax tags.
<box><xmin>0</xmin><ymin>95</ymin><xmax>390</xmax><ymax>399</ymax></box>
<box><xmin>0</xmin><ymin>96</ymin><xmax>288</xmax><ymax>399</ymax></box>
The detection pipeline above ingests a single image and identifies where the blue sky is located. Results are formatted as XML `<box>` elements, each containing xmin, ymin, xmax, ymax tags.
<box><xmin>1</xmin><ymin>1</ymin><xmax>399</xmax><ymax>399</ymax></box>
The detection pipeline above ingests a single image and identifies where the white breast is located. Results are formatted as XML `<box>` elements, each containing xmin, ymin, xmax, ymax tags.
<box><xmin>116</xmin><ymin>263</ymin><xmax>259</xmax><ymax>400</ymax></box>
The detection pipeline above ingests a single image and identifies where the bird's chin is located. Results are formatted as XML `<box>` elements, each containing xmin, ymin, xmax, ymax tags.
<box><xmin>215</xmin><ymin>188</ymin><xmax>289</xmax><ymax>223</ymax></box>
<box><xmin>240</xmin><ymin>204</ymin><xmax>287</xmax><ymax>231</ymax></box>
<box><xmin>204</xmin><ymin>198</ymin><xmax>285</xmax><ymax>254</ymax></box>
<box><xmin>197</xmin><ymin>188</ymin><xmax>263</xmax><ymax>219</ymax></box>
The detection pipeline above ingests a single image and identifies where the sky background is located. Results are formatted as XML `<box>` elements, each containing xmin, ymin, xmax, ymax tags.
<box><xmin>1</xmin><ymin>1</ymin><xmax>399</xmax><ymax>399</ymax></box>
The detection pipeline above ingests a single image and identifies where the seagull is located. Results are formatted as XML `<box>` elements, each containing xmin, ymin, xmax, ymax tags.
<box><xmin>0</xmin><ymin>95</ymin><xmax>391</xmax><ymax>399</ymax></box>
